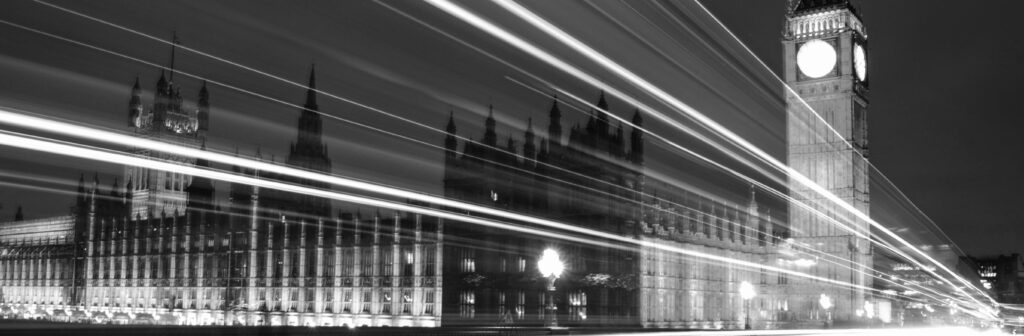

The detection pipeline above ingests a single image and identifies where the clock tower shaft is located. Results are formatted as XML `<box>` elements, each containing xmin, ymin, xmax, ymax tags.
<box><xmin>783</xmin><ymin>0</ymin><xmax>871</xmax><ymax>323</ymax></box>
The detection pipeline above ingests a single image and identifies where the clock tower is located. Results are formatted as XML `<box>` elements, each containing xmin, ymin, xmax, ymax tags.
<box><xmin>783</xmin><ymin>0</ymin><xmax>871</xmax><ymax>323</ymax></box>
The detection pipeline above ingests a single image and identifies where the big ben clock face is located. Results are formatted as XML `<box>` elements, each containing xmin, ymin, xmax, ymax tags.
<box><xmin>796</xmin><ymin>39</ymin><xmax>837</xmax><ymax>79</ymax></box>
<box><xmin>853</xmin><ymin>44</ymin><xmax>867</xmax><ymax>81</ymax></box>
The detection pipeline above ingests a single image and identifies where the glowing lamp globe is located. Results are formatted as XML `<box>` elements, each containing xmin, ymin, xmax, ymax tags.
<box><xmin>797</xmin><ymin>39</ymin><xmax>837</xmax><ymax>78</ymax></box>
<box><xmin>739</xmin><ymin>281</ymin><xmax>756</xmax><ymax>300</ymax></box>
<box><xmin>819</xmin><ymin>294</ymin><xmax>832</xmax><ymax>310</ymax></box>
<box><xmin>538</xmin><ymin>248</ymin><xmax>564</xmax><ymax>278</ymax></box>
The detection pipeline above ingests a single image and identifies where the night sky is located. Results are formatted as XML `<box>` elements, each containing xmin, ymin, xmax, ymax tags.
<box><xmin>702</xmin><ymin>0</ymin><xmax>1024</xmax><ymax>257</ymax></box>
<box><xmin>0</xmin><ymin>0</ymin><xmax>1022</xmax><ymax>257</ymax></box>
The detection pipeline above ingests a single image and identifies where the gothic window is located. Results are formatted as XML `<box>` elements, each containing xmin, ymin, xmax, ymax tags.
<box><xmin>515</xmin><ymin>291</ymin><xmax>525</xmax><ymax>319</ymax></box>
<box><xmin>323</xmin><ymin>286</ymin><xmax>335</xmax><ymax>313</ymax></box>
<box><xmin>341</xmin><ymin>248</ymin><xmax>354</xmax><ymax>276</ymax></box>
<box><xmin>323</xmin><ymin>249</ymin><xmax>335</xmax><ymax>278</ymax></box>
<box><xmin>460</xmin><ymin>249</ymin><xmax>475</xmax><ymax>273</ymax></box>
<box><xmin>401</xmin><ymin>289</ymin><xmax>413</xmax><ymax>314</ymax></box>
<box><xmin>460</xmin><ymin>290</ymin><xmax>475</xmax><ymax>318</ymax></box>
<box><xmin>380</xmin><ymin>246</ymin><xmax>393</xmax><ymax>277</ymax></box>
<box><xmin>305</xmin><ymin>288</ymin><xmax>315</xmax><ymax>313</ymax></box>
<box><xmin>380</xmin><ymin>289</ymin><xmax>392</xmax><ymax>314</ymax></box>
<box><xmin>361</xmin><ymin>290</ymin><xmax>372</xmax><ymax>313</ymax></box>
<box><xmin>360</xmin><ymin>250</ymin><xmax>373</xmax><ymax>276</ymax></box>
<box><xmin>289</xmin><ymin>250</ymin><xmax>300</xmax><ymax>278</ymax></box>
<box><xmin>423</xmin><ymin>290</ymin><xmax>435</xmax><ymax>316</ymax></box>
<box><xmin>342</xmin><ymin>289</ymin><xmax>353</xmax><ymax>313</ymax></box>
<box><xmin>422</xmin><ymin>245</ymin><xmax>436</xmax><ymax>277</ymax></box>
<box><xmin>401</xmin><ymin>246</ymin><xmax>414</xmax><ymax>276</ymax></box>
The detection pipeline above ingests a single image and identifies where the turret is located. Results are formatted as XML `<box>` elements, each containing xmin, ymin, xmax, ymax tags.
<box><xmin>295</xmin><ymin>65</ymin><xmax>324</xmax><ymax>149</ymax></box>
<box><xmin>153</xmin><ymin>71</ymin><xmax>169</xmax><ymax>127</ymax></box>
<box><xmin>629</xmin><ymin>109</ymin><xmax>644</xmax><ymax>165</ymax></box>
<box><xmin>128</xmin><ymin>77</ymin><xmax>143</xmax><ymax>127</ymax></box>
<box><xmin>483</xmin><ymin>104</ymin><xmax>497</xmax><ymax>147</ymax></box>
<box><xmin>596</xmin><ymin>91</ymin><xmax>610</xmax><ymax>135</ymax></box>
<box><xmin>547</xmin><ymin>95</ymin><xmax>562</xmax><ymax>146</ymax></box>
<box><xmin>445</xmin><ymin>109</ymin><xmax>458</xmax><ymax>160</ymax></box>
<box><xmin>523</xmin><ymin>118</ymin><xmax>536</xmax><ymax>165</ymax></box>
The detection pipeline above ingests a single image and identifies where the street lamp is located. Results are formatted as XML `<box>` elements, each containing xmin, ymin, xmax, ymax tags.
<box><xmin>538</xmin><ymin>248</ymin><xmax>564</xmax><ymax>328</ymax></box>
<box><xmin>739</xmin><ymin>281</ymin><xmax>756</xmax><ymax>330</ymax></box>
<box><xmin>819</xmin><ymin>294</ymin><xmax>833</xmax><ymax>328</ymax></box>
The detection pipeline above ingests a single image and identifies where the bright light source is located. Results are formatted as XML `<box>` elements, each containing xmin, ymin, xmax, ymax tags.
<box><xmin>739</xmin><ymin>281</ymin><xmax>756</xmax><ymax>300</ymax></box>
<box><xmin>819</xmin><ymin>294</ymin><xmax>832</xmax><ymax>310</ymax></box>
<box><xmin>537</xmin><ymin>248</ymin><xmax>563</xmax><ymax>278</ymax></box>
<box><xmin>865</xmin><ymin>301</ymin><xmax>875</xmax><ymax>319</ymax></box>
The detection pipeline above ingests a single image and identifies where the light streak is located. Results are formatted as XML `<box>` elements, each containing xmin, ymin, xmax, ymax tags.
<box><xmin>24</xmin><ymin>0</ymin><xmax>896</xmax><ymax>285</ymax></box>
<box><xmin>0</xmin><ymin>13</ymin><xmax>806</xmax><ymax>277</ymax></box>
<box><xmin>377</xmin><ymin>2</ymin><xmax>966</xmax><ymax>307</ymax></box>
<box><xmin>689</xmin><ymin>0</ymin><xmax>996</xmax><ymax>306</ymax></box>
<box><xmin>423</xmin><ymin>0</ymin><xmax>994</xmax><ymax>316</ymax></box>
<box><xmin>12</xmin><ymin>0</ymin><xmax>995</xmax><ymax>315</ymax></box>
<box><xmin>0</xmin><ymin>116</ymin><xmax>878</xmax><ymax>296</ymax></box>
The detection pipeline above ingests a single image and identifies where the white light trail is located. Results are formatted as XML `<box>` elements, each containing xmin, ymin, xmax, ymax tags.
<box><xmin>0</xmin><ymin>114</ymin><xmax>877</xmax><ymax>295</ymax></box>
<box><xmin>10</xmin><ymin>0</ymin><xmax>994</xmax><ymax>314</ymax></box>
<box><xmin>689</xmin><ymin>0</ymin><xmax>996</xmax><ymax>306</ymax></box>
<box><xmin>422</xmin><ymin>0</ymin><xmax>993</xmax><ymax>316</ymax></box>
<box><xmin>25</xmin><ymin>0</ymin><xmax>893</xmax><ymax>280</ymax></box>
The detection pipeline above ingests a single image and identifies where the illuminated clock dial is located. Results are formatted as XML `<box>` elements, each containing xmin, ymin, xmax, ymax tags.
<box><xmin>853</xmin><ymin>44</ymin><xmax>867</xmax><ymax>81</ymax></box>
<box><xmin>796</xmin><ymin>39</ymin><xmax>837</xmax><ymax>79</ymax></box>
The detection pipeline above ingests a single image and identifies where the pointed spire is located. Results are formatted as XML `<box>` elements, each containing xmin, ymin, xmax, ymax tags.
<box><xmin>110</xmin><ymin>178</ymin><xmax>120</xmax><ymax>197</ymax></box>
<box><xmin>14</xmin><ymin>205</ymin><xmax>23</xmax><ymax>221</ymax></box>
<box><xmin>132</xmin><ymin>76</ymin><xmax>141</xmax><ymax>93</ymax></box>
<box><xmin>483</xmin><ymin>104</ymin><xmax>497</xmax><ymax>147</ymax></box>
<box><xmin>156</xmin><ymin>70</ymin><xmax>168</xmax><ymax>93</ymax></box>
<box><xmin>523</xmin><ymin>118</ymin><xmax>536</xmax><ymax>164</ymax></box>
<box><xmin>197</xmin><ymin>81</ymin><xmax>210</xmax><ymax>132</ymax></box>
<box><xmin>595</xmin><ymin>91</ymin><xmax>609</xmax><ymax>134</ymax></box>
<box><xmin>548</xmin><ymin>94</ymin><xmax>562</xmax><ymax>146</ymax></box>
<box><xmin>630</xmin><ymin>109</ymin><xmax>644</xmax><ymax>165</ymax></box>
<box><xmin>168</xmin><ymin>32</ymin><xmax>180</xmax><ymax>83</ymax></box>
<box><xmin>128</xmin><ymin>76</ymin><xmax>143</xmax><ymax>126</ymax></box>
<box><xmin>445</xmin><ymin>109</ymin><xmax>459</xmax><ymax>160</ymax></box>
<box><xmin>305</xmin><ymin>63</ymin><xmax>318</xmax><ymax>110</ymax></box>
<box><xmin>77</xmin><ymin>173</ymin><xmax>86</xmax><ymax>195</ymax></box>
<box><xmin>446</xmin><ymin>108</ymin><xmax>457</xmax><ymax>134</ymax></box>
<box><xmin>631</xmin><ymin>108</ymin><xmax>643</xmax><ymax>127</ymax></box>
<box><xmin>596</xmin><ymin>91</ymin><xmax>608</xmax><ymax>111</ymax></box>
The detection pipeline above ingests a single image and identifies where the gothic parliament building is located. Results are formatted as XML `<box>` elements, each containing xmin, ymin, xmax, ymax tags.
<box><xmin>0</xmin><ymin>0</ymin><xmax>876</xmax><ymax>329</ymax></box>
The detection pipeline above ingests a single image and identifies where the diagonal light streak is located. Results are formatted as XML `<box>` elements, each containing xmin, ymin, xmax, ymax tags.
<box><xmin>423</xmin><ymin>0</ymin><xmax>994</xmax><ymax>316</ymax></box>
<box><xmin>688</xmin><ymin>0</ymin><xmax>996</xmax><ymax>306</ymax></box>
<box><xmin>0</xmin><ymin>112</ymin><xmax>885</xmax><ymax>297</ymax></box>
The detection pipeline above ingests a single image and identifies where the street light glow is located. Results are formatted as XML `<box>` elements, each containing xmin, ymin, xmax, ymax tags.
<box><xmin>538</xmin><ymin>248</ymin><xmax>564</xmax><ymax>278</ymax></box>
<box><xmin>740</xmin><ymin>281</ymin><xmax>756</xmax><ymax>300</ymax></box>
<box><xmin>819</xmin><ymin>294</ymin><xmax>833</xmax><ymax>310</ymax></box>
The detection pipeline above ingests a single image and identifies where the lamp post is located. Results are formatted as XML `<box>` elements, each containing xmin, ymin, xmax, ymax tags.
<box><xmin>537</xmin><ymin>248</ymin><xmax>564</xmax><ymax>328</ymax></box>
<box><xmin>819</xmin><ymin>294</ymin><xmax>833</xmax><ymax>328</ymax></box>
<box><xmin>739</xmin><ymin>281</ymin><xmax>756</xmax><ymax>330</ymax></box>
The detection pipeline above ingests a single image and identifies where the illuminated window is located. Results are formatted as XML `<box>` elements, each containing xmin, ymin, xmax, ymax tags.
<box><xmin>460</xmin><ymin>291</ymin><xmax>475</xmax><ymax>318</ymax></box>
<box><xmin>569</xmin><ymin>291</ymin><xmax>587</xmax><ymax>321</ymax></box>
<box><xmin>423</xmin><ymin>290</ymin><xmax>435</xmax><ymax>316</ymax></box>
<box><xmin>342</xmin><ymin>289</ymin><xmax>353</xmax><ymax>313</ymax></box>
